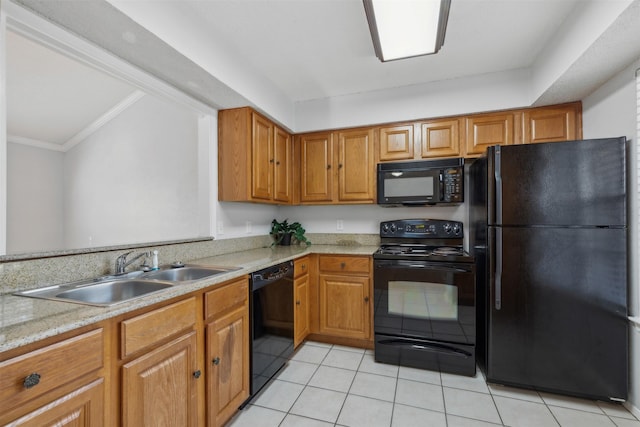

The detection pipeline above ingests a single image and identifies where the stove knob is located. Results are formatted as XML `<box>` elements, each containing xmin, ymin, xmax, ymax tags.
<box><xmin>381</xmin><ymin>223</ymin><xmax>389</xmax><ymax>234</ymax></box>
<box><xmin>452</xmin><ymin>223</ymin><xmax>461</xmax><ymax>235</ymax></box>
<box><xmin>389</xmin><ymin>223</ymin><xmax>397</xmax><ymax>234</ymax></box>
<box><xmin>443</xmin><ymin>223</ymin><xmax>452</xmax><ymax>234</ymax></box>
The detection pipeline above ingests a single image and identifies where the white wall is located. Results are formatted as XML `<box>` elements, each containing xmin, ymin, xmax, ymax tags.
<box><xmin>582</xmin><ymin>58</ymin><xmax>640</xmax><ymax>415</ymax></box>
<box><xmin>6</xmin><ymin>142</ymin><xmax>64</xmax><ymax>253</ymax></box>
<box><xmin>63</xmin><ymin>94</ymin><xmax>205</xmax><ymax>248</ymax></box>
<box><xmin>294</xmin><ymin>69</ymin><xmax>531</xmax><ymax>132</ymax></box>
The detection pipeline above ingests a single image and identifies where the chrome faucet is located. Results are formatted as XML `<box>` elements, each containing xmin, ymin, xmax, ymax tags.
<box><xmin>115</xmin><ymin>251</ymin><xmax>151</xmax><ymax>274</ymax></box>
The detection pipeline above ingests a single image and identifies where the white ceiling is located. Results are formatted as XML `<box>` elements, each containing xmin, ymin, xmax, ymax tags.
<box><xmin>181</xmin><ymin>0</ymin><xmax>580</xmax><ymax>102</ymax></box>
<box><xmin>7</xmin><ymin>0</ymin><xmax>640</xmax><ymax>142</ymax></box>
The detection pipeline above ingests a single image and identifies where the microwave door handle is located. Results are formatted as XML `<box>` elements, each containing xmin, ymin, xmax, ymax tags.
<box><xmin>439</xmin><ymin>172</ymin><xmax>444</xmax><ymax>201</ymax></box>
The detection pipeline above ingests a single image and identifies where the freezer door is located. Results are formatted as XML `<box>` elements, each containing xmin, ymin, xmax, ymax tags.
<box><xmin>488</xmin><ymin>138</ymin><xmax>626</xmax><ymax>226</ymax></box>
<box><xmin>487</xmin><ymin>226</ymin><xmax>628</xmax><ymax>401</ymax></box>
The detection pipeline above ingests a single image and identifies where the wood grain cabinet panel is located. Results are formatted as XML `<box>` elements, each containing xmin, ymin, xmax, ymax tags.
<box><xmin>218</xmin><ymin>107</ymin><xmax>292</xmax><ymax>204</ymax></box>
<box><xmin>298</xmin><ymin>129</ymin><xmax>375</xmax><ymax>204</ymax></box>
<box><xmin>378</xmin><ymin>124</ymin><xmax>414</xmax><ymax>161</ymax></box>
<box><xmin>299</xmin><ymin>132</ymin><xmax>334</xmax><ymax>203</ymax></box>
<box><xmin>294</xmin><ymin>256</ymin><xmax>311</xmax><ymax>348</ymax></box>
<box><xmin>122</xmin><ymin>331</ymin><xmax>199</xmax><ymax>427</ymax></box>
<box><xmin>420</xmin><ymin>119</ymin><xmax>461</xmax><ymax>158</ymax></box>
<box><xmin>464</xmin><ymin>113</ymin><xmax>516</xmax><ymax>157</ymax></box>
<box><xmin>336</xmin><ymin>128</ymin><xmax>375</xmax><ymax>203</ymax></box>
<box><xmin>523</xmin><ymin>102</ymin><xmax>581</xmax><ymax>144</ymax></box>
<box><xmin>205</xmin><ymin>277</ymin><xmax>250</xmax><ymax>427</ymax></box>
<box><xmin>7</xmin><ymin>379</ymin><xmax>104</xmax><ymax>427</ymax></box>
<box><xmin>317</xmin><ymin>255</ymin><xmax>372</xmax><ymax>341</ymax></box>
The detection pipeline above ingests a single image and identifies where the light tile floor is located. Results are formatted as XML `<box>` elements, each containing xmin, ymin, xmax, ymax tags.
<box><xmin>228</xmin><ymin>341</ymin><xmax>640</xmax><ymax>427</ymax></box>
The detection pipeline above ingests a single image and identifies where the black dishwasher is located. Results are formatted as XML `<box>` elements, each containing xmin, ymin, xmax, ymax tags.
<box><xmin>249</xmin><ymin>260</ymin><xmax>294</xmax><ymax>398</ymax></box>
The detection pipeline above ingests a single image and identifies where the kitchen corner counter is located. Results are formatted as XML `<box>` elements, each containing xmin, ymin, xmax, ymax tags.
<box><xmin>0</xmin><ymin>244</ymin><xmax>378</xmax><ymax>354</ymax></box>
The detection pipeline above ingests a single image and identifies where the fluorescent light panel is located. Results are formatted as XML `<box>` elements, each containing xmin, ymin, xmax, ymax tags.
<box><xmin>364</xmin><ymin>0</ymin><xmax>450</xmax><ymax>62</ymax></box>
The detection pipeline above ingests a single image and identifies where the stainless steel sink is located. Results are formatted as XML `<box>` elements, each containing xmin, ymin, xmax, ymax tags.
<box><xmin>14</xmin><ymin>278</ymin><xmax>175</xmax><ymax>307</ymax></box>
<box><xmin>141</xmin><ymin>265</ymin><xmax>238</xmax><ymax>282</ymax></box>
<box><xmin>14</xmin><ymin>264</ymin><xmax>240</xmax><ymax>307</ymax></box>
<box><xmin>55</xmin><ymin>280</ymin><xmax>173</xmax><ymax>306</ymax></box>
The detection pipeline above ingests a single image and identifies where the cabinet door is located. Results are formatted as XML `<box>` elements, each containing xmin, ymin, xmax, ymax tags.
<box><xmin>337</xmin><ymin>128</ymin><xmax>375</xmax><ymax>203</ymax></box>
<box><xmin>299</xmin><ymin>132</ymin><xmax>333</xmax><ymax>203</ymax></box>
<box><xmin>122</xmin><ymin>331</ymin><xmax>199</xmax><ymax>427</ymax></box>
<box><xmin>420</xmin><ymin>119</ymin><xmax>460</xmax><ymax>158</ymax></box>
<box><xmin>294</xmin><ymin>274</ymin><xmax>310</xmax><ymax>348</ymax></box>
<box><xmin>379</xmin><ymin>124</ymin><xmax>414</xmax><ymax>161</ymax></box>
<box><xmin>318</xmin><ymin>274</ymin><xmax>371</xmax><ymax>340</ymax></box>
<box><xmin>273</xmin><ymin>126</ymin><xmax>292</xmax><ymax>203</ymax></box>
<box><xmin>464</xmin><ymin>113</ymin><xmax>516</xmax><ymax>157</ymax></box>
<box><xmin>251</xmin><ymin>113</ymin><xmax>274</xmax><ymax>201</ymax></box>
<box><xmin>523</xmin><ymin>104</ymin><xmax>580</xmax><ymax>144</ymax></box>
<box><xmin>207</xmin><ymin>304</ymin><xmax>249</xmax><ymax>427</ymax></box>
<box><xmin>8</xmin><ymin>379</ymin><xmax>104</xmax><ymax>427</ymax></box>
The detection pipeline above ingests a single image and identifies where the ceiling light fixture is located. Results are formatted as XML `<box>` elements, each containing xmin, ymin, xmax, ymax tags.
<box><xmin>363</xmin><ymin>0</ymin><xmax>451</xmax><ymax>62</ymax></box>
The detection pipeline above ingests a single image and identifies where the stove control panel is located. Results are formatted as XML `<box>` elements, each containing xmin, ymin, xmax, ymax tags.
<box><xmin>380</xmin><ymin>219</ymin><xmax>463</xmax><ymax>238</ymax></box>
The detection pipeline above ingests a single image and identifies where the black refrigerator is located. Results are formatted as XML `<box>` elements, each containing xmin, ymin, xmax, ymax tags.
<box><xmin>469</xmin><ymin>137</ymin><xmax>628</xmax><ymax>402</ymax></box>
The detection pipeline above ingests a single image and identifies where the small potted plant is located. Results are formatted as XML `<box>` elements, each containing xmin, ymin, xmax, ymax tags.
<box><xmin>270</xmin><ymin>219</ymin><xmax>311</xmax><ymax>246</ymax></box>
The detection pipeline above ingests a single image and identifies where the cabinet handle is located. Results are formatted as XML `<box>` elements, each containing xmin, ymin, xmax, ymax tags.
<box><xmin>213</xmin><ymin>357</ymin><xmax>221</xmax><ymax>366</ymax></box>
<box><xmin>296</xmin><ymin>300</ymin><xmax>301</xmax><ymax>305</ymax></box>
<box><xmin>340</xmin><ymin>262</ymin><xmax>346</xmax><ymax>269</ymax></box>
<box><xmin>327</xmin><ymin>164</ymin><xmax>332</xmax><ymax>169</ymax></box>
<box><xmin>23</xmin><ymin>373</ymin><xmax>41</xmax><ymax>389</ymax></box>
<box><xmin>276</xmin><ymin>161</ymin><xmax>281</xmax><ymax>165</ymax></box>
<box><xmin>193</xmin><ymin>370</ymin><xmax>202</xmax><ymax>379</ymax></box>
<box><xmin>269</xmin><ymin>159</ymin><xmax>274</xmax><ymax>163</ymax></box>
<box><xmin>364</xmin><ymin>296</ymin><xmax>370</xmax><ymax>303</ymax></box>
<box><xmin>302</xmin><ymin>264</ymin><xmax>306</xmax><ymax>270</ymax></box>
<box><xmin>339</xmin><ymin>163</ymin><xmax>343</xmax><ymax>169</ymax></box>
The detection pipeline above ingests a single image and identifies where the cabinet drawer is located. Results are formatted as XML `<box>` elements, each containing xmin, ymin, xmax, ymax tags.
<box><xmin>318</xmin><ymin>256</ymin><xmax>370</xmax><ymax>275</ymax></box>
<box><xmin>121</xmin><ymin>297</ymin><xmax>196</xmax><ymax>358</ymax></box>
<box><xmin>204</xmin><ymin>278</ymin><xmax>248</xmax><ymax>321</ymax></box>
<box><xmin>0</xmin><ymin>328</ymin><xmax>103</xmax><ymax>410</ymax></box>
<box><xmin>294</xmin><ymin>256</ymin><xmax>310</xmax><ymax>278</ymax></box>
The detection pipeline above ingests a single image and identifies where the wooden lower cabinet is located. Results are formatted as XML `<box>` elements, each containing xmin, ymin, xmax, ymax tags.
<box><xmin>294</xmin><ymin>274</ymin><xmax>310</xmax><ymax>348</ymax></box>
<box><xmin>7</xmin><ymin>378</ymin><xmax>104</xmax><ymax>427</ymax></box>
<box><xmin>206</xmin><ymin>304</ymin><xmax>249</xmax><ymax>427</ymax></box>
<box><xmin>122</xmin><ymin>331</ymin><xmax>199</xmax><ymax>427</ymax></box>
<box><xmin>204</xmin><ymin>277</ymin><xmax>250</xmax><ymax>427</ymax></box>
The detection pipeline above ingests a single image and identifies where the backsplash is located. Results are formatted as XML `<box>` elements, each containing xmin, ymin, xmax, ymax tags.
<box><xmin>0</xmin><ymin>233</ymin><xmax>379</xmax><ymax>294</ymax></box>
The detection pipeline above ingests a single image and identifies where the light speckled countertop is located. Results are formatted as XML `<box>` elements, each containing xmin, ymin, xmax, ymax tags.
<box><xmin>0</xmin><ymin>245</ymin><xmax>378</xmax><ymax>353</ymax></box>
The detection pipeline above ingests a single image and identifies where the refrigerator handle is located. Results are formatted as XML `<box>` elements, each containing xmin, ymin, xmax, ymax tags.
<box><xmin>495</xmin><ymin>227</ymin><xmax>502</xmax><ymax>310</ymax></box>
<box><xmin>494</xmin><ymin>146</ymin><xmax>502</xmax><ymax>224</ymax></box>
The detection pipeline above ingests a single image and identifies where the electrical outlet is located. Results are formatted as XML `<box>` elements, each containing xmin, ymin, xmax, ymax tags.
<box><xmin>337</xmin><ymin>219</ymin><xmax>344</xmax><ymax>230</ymax></box>
<box><xmin>217</xmin><ymin>221</ymin><xmax>224</xmax><ymax>235</ymax></box>
<box><xmin>246</xmin><ymin>221</ymin><xmax>252</xmax><ymax>233</ymax></box>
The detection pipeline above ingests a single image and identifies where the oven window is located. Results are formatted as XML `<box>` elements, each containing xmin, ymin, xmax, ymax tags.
<box><xmin>388</xmin><ymin>280</ymin><xmax>458</xmax><ymax>320</ymax></box>
<box><xmin>384</xmin><ymin>176</ymin><xmax>434</xmax><ymax>197</ymax></box>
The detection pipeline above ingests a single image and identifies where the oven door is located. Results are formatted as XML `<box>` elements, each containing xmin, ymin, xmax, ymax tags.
<box><xmin>373</xmin><ymin>259</ymin><xmax>475</xmax><ymax>345</ymax></box>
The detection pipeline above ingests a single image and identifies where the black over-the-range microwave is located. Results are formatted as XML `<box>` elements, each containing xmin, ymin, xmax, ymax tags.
<box><xmin>377</xmin><ymin>158</ymin><xmax>464</xmax><ymax>206</ymax></box>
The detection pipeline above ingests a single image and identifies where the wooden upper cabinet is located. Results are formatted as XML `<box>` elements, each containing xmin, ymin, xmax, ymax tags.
<box><xmin>298</xmin><ymin>128</ymin><xmax>375</xmax><ymax>204</ymax></box>
<box><xmin>218</xmin><ymin>107</ymin><xmax>292</xmax><ymax>204</ymax></box>
<box><xmin>251</xmin><ymin>113</ymin><xmax>274</xmax><ymax>201</ymax></box>
<box><xmin>379</xmin><ymin>124</ymin><xmax>414</xmax><ymax>161</ymax></box>
<box><xmin>299</xmin><ymin>132</ymin><xmax>334</xmax><ymax>203</ymax></box>
<box><xmin>336</xmin><ymin>128</ymin><xmax>375</xmax><ymax>203</ymax></box>
<box><xmin>523</xmin><ymin>102</ymin><xmax>581</xmax><ymax>144</ymax></box>
<box><xmin>464</xmin><ymin>112</ymin><xmax>518</xmax><ymax>157</ymax></box>
<box><xmin>274</xmin><ymin>126</ymin><xmax>292</xmax><ymax>203</ymax></box>
<box><xmin>420</xmin><ymin>119</ymin><xmax>461</xmax><ymax>158</ymax></box>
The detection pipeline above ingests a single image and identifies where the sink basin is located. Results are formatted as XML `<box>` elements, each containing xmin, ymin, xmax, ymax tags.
<box><xmin>14</xmin><ymin>278</ymin><xmax>175</xmax><ymax>307</ymax></box>
<box><xmin>54</xmin><ymin>280</ymin><xmax>173</xmax><ymax>306</ymax></box>
<box><xmin>142</xmin><ymin>266</ymin><xmax>239</xmax><ymax>282</ymax></box>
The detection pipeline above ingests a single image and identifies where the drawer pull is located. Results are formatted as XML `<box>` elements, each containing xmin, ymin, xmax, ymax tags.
<box><xmin>23</xmin><ymin>373</ymin><xmax>41</xmax><ymax>389</ymax></box>
<box><xmin>193</xmin><ymin>370</ymin><xmax>202</xmax><ymax>379</ymax></box>
<box><xmin>213</xmin><ymin>357</ymin><xmax>221</xmax><ymax>366</ymax></box>
<box><xmin>340</xmin><ymin>262</ymin><xmax>346</xmax><ymax>269</ymax></box>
